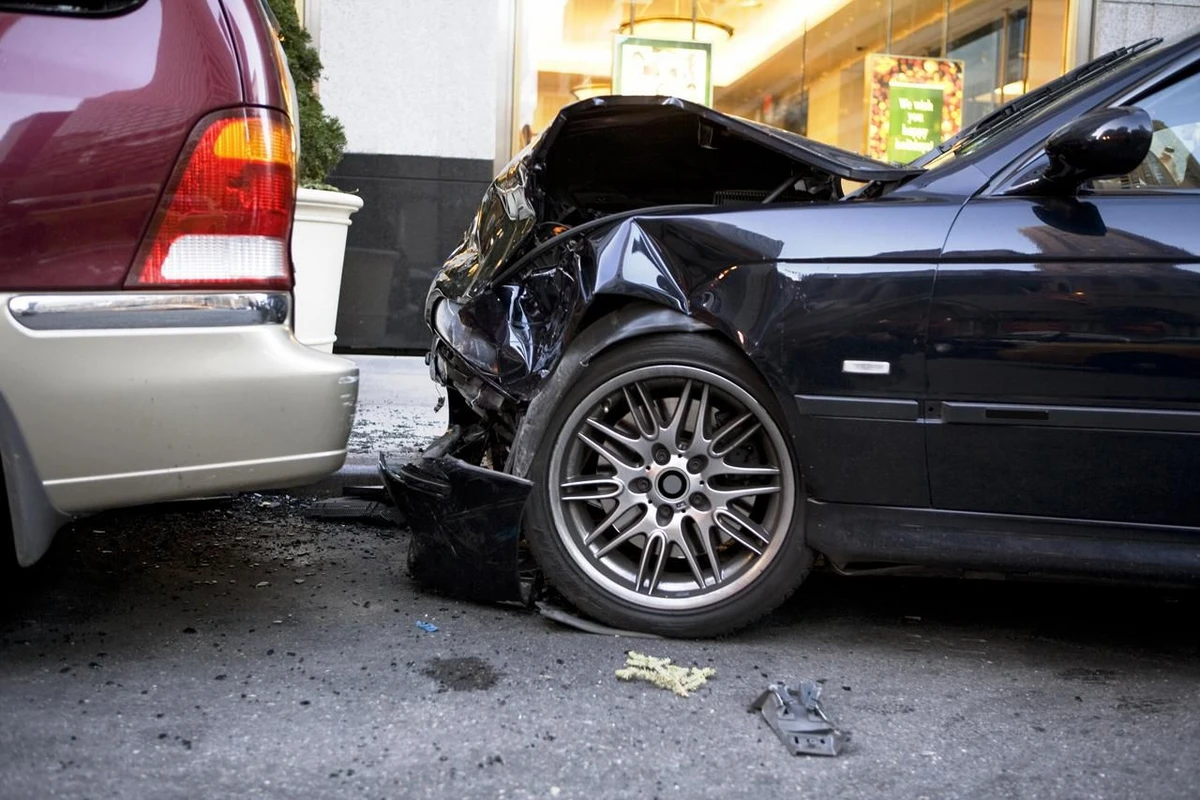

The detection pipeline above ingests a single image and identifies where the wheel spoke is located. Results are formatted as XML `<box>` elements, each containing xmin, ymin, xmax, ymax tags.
<box><xmin>713</xmin><ymin>507</ymin><xmax>770</xmax><ymax>555</ymax></box>
<box><xmin>707</xmin><ymin>483</ymin><xmax>781</xmax><ymax>502</ymax></box>
<box><xmin>648</xmin><ymin>541</ymin><xmax>669</xmax><ymax>595</ymax></box>
<box><xmin>622</xmin><ymin>382</ymin><xmax>660</xmax><ymax>438</ymax></box>
<box><xmin>693</xmin><ymin>383</ymin><xmax>712</xmax><ymax>446</ymax></box>
<box><xmin>710</xmin><ymin>412</ymin><xmax>762</xmax><ymax>458</ymax></box>
<box><xmin>594</xmin><ymin>509</ymin><xmax>649</xmax><ymax>557</ymax></box>
<box><xmin>635</xmin><ymin>531</ymin><xmax>669</xmax><ymax>595</ymax></box>
<box><xmin>560</xmin><ymin>476</ymin><xmax>624</xmax><ymax>502</ymax></box>
<box><xmin>577</xmin><ymin>431</ymin><xmax>638</xmax><ymax>471</ymax></box>
<box><xmin>583</xmin><ymin>500</ymin><xmax>635</xmax><ymax>546</ymax></box>
<box><xmin>678</xmin><ymin>526</ymin><xmax>708</xmax><ymax>589</ymax></box>
<box><xmin>698</xmin><ymin>524</ymin><xmax>723</xmax><ymax>585</ymax></box>
<box><xmin>663</xmin><ymin>379</ymin><xmax>694</xmax><ymax>448</ymax></box>
<box><xmin>711</xmin><ymin>462</ymin><xmax>780</xmax><ymax>477</ymax></box>
<box><xmin>584</xmin><ymin>416</ymin><xmax>642</xmax><ymax>450</ymax></box>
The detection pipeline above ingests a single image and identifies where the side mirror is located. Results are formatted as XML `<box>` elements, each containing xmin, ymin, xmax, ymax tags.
<box><xmin>1043</xmin><ymin>106</ymin><xmax>1153</xmax><ymax>190</ymax></box>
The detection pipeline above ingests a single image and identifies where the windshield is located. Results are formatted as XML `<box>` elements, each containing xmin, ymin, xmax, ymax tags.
<box><xmin>912</xmin><ymin>37</ymin><xmax>1163</xmax><ymax>169</ymax></box>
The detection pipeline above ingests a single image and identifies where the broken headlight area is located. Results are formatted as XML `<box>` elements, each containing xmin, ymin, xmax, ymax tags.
<box><xmin>429</xmin><ymin>240</ymin><xmax>586</xmax><ymax>414</ymax></box>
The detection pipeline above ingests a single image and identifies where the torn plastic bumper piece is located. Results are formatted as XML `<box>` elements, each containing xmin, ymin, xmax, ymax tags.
<box><xmin>379</xmin><ymin>425</ymin><xmax>532</xmax><ymax>604</ymax></box>
<box><xmin>750</xmin><ymin>681</ymin><xmax>851</xmax><ymax>756</ymax></box>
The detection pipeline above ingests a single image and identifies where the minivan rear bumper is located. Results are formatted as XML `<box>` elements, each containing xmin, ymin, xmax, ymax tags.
<box><xmin>1</xmin><ymin>291</ymin><xmax>357</xmax><ymax>564</ymax></box>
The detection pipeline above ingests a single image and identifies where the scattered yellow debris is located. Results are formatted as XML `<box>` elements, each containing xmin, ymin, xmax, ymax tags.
<box><xmin>615</xmin><ymin>651</ymin><xmax>716</xmax><ymax>697</ymax></box>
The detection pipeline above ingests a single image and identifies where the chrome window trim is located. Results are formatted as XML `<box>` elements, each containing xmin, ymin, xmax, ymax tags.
<box><xmin>7</xmin><ymin>292</ymin><xmax>290</xmax><ymax>331</ymax></box>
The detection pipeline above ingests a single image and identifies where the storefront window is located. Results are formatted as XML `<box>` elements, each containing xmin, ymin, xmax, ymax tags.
<box><xmin>511</xmin><ymin>0</ymin><xmax>1074</xmax><ymax>161</ymax></box>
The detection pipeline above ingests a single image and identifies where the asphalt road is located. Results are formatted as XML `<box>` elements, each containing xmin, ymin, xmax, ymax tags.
<box><xmin>2</xmin><ymin>357</ymin><xmax>1198</xmax><ymax>799</ymax></box>
<box><xmin>1</xmin><ymin>493</ymin><xmax>1197</xmax><ymax>800</ymax></box>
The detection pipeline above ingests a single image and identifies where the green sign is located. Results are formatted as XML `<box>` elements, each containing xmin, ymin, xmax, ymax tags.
<box><xmin>887</xmin><ymin>82</ymin><xmax>943</xmax><ymax>163</ymax></box>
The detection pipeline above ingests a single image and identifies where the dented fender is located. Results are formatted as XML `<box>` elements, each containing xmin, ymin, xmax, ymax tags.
<box><xmin>504</xmin><ymin>303</ymin><xmax>715</xmax><ymax>478</ymax></box>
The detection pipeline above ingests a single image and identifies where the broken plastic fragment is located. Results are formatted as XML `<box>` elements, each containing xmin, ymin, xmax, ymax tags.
<box><xmin>749</xmin><ymin>680</ymin><xmax>850</xmax><ymax>756</ymax></box>
<box><xmin>615</xmin><ymin>651</ymin><xmax>715</xmax><ymax>697</ymax></box>
<box><xmin>536</xmin><ymin>602</ymin><xmax>662</xmax><ymax>639</ymax></box>
<box><xmin>415</xmin><ymin>621</ymin><xmax>438</xmax><ymax>633</ymax></box>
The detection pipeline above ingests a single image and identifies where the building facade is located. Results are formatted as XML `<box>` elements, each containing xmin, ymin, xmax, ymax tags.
<box><xmin>306</xmin><ymin>0</ymin><xmax>1200</xmax><ymax>353</ymax></box>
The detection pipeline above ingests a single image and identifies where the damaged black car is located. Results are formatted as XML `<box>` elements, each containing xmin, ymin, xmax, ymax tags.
<box><xmin>387</xmin><ymin>29</ymin><xmax>1200</xmax><ymax>637</ymax></box>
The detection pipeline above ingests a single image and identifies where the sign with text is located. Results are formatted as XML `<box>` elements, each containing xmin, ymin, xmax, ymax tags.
<box><xmin>888</xmin><ymin>82</ymin><xmax>943</xmax><ymax>162</ymax></box>
<box><xmin>866</xmin><ymin>55</ymin><xmax>964</xmax><ymax>164</ymax></box>
<box><xmin>613</xmin><ymin>36</ymin><xmax>713</xmax><ymax>106</ymax></box>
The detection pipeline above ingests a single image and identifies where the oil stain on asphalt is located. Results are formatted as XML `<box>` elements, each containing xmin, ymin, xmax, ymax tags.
<box><xmin>422</xmin><ymin>656</ymin><xmax>501</xmax><ymax>692</ymax></box>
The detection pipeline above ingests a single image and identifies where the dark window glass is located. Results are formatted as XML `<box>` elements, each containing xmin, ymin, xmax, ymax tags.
<box><xmin>0</xmin><ymin>1</ymin><xmax>145</xmax><ymax>15</ymax></box>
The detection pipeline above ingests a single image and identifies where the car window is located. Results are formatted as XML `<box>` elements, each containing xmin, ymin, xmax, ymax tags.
<box><xmin>1092</xmin><ymin>70</ymin><xmax>1200</xmax><ymax>192</ymax></box>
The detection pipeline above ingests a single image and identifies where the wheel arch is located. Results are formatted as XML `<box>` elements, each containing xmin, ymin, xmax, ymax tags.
<box><xmin>505</xmin><ymin>297</ymin><xmax>792</xmax><ymax>479</ymax></box>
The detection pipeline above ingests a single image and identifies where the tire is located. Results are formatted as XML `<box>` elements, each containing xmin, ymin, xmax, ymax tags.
<box><xmin>525</xmin><ymin>333</ymin><xmax>812</xmax><ymax>637</ymax></box>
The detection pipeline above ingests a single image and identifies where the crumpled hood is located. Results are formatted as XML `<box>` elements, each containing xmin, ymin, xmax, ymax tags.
<box><xmin>433</xmin><ymin>96</ymin><xmax>919</xmax><ymax>308</ymax></box>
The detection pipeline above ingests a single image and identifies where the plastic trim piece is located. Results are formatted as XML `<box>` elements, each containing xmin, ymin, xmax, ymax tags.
<box><xmin>7</xmin><ymin>292</ymin><xmax>290</xmax><ymax>331</ymax></box>
<box><xmin>796</xmin><ymin>395</ymin><xmax>920</xmax><ymax>421</ymax></box>
<box><xmin>806</xmin><ymin>499</ymin><xmax>1200</xmax><ymax>582</ymax></box>
<box><xmin>940</xmin><ymin>401</ymin><xmax>1200</xmax><ymax>433</ymax></box>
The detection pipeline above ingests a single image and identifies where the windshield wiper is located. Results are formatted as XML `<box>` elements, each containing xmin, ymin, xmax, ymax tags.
<box><xmin>914</xmin><ymin>37</ymin><xmax>1162</xmax><ymax>165</ymax></box>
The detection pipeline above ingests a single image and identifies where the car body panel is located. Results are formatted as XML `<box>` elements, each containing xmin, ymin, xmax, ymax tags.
<box><xmin>1</xmin><ymin>291</ymin><xmax>356</xmax><ymax>513</ymax></box>
<box><xmin>218</xmin><ymin>0</ymin><xmax>292</xmax><ymax>111</ymax></box>
<box><xmin>930</xmin><ymin>193</ymin><xmax>1200</xmax><ymax>527</ymax></box>
<box><xmin>398</xmin><ymin>30</ymin><xmax>1200</xmax><ymax>610</ymax></box>
<box><xmin>0</xmin><ymin>0</ymin><xmax>245</xmax><ymax>290</ymax></box>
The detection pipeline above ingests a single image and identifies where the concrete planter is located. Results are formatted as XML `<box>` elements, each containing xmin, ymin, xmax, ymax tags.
<box><xmin>291</xmin><ymin>187</ymin><xmax>364</xmax><ymax>352</ymax></box>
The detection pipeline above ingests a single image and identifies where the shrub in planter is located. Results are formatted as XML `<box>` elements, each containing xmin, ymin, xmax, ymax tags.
<box><xmin>266</xmin><ymin>0</ymin><xmax>362</xmax><ymax>352</ymax></box>
<box><xmin>266</xmin><ymin>0</ymin><xmax>346</xmax><ymax>187</ymax></box>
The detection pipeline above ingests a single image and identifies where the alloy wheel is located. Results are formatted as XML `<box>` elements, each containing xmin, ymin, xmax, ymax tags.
<box><xmin>547</xmin><ymin>365</ymin><xmax>796</xmax><ymax>611</ymax></box>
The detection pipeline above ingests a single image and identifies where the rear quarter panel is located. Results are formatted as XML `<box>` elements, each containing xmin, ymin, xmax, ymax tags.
<box><xmin>0</xmin><ymin>0</ymin><xmax>243</xmax><ymax>290</ymax></box>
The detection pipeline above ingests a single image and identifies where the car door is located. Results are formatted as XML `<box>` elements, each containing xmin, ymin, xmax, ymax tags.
<box><xmin>925</xmin><ymin>68</ymin><xmax>1200</xmax><ymax>527</ymax></box>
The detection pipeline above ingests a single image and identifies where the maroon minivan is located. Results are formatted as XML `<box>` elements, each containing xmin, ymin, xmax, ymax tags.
<box><xmin>0</xmin><ymin>1</ymin><xmax>358</xmax><ymax>566</ymax></box>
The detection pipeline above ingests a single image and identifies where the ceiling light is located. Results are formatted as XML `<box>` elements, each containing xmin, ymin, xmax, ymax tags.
<box><xmin>619</xmin><ymin>16</ymin><xmax>734</xmax><ymax>43</ymax></box>
<box><xmin>618</xmin><ymin>1</ymin><xmax>735</xmax><ymax>43</ymax></box>
<box><xmin>572</xmin><ymin>78</ymin><xmax>613</xmax><ymax>100</ymax></box>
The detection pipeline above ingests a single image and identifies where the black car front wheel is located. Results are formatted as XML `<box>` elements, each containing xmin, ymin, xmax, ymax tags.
<box><xmin>525</xmin><ymin>334</ymin><xmax>811</xmax><ymax>637</ymax></box>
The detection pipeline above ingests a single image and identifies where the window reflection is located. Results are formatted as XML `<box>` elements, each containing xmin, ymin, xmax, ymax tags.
<box><xmin>512</xmin><ymin>0</ymin><xmax>1073</xmax><ymax>161</ymax></box>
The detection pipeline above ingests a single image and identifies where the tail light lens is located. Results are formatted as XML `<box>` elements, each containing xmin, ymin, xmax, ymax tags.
<box><xmin>126</xmin><ymin>108</ymin><xmax>296</xmax><ymax>289</ymax></box>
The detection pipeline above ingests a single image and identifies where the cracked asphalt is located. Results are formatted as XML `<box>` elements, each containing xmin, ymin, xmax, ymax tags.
<box><xmin>1</xmin><ymin>357</ymin><xmax>1198</xmax><ymax>799</ymax></box>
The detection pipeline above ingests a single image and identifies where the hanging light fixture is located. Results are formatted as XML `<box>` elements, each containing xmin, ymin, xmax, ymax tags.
<box><xmin>618</xmin><ymin>0</ymin><xmax>735</xmax><ymax>44</ymax></box>
<box><xmin>571</xmin><ymin>77</ymin><xmax>613</xmax><ymax>100</ymax></box>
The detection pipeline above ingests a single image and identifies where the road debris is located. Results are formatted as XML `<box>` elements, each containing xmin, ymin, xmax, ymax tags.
<box><xmin>254</xmin><ymin>581</ymin><xmax>270</xmax><ymax>589</ymax></box>
<box><xmin>536</xmin><ymin>602</ymin><xmax>662</xmax><ymax>639</ymax></box>
<box><xmin>415</xmin><ymin>620</ymin><xmax>438</xmax><ymax>633</ymax></box>
<box><xmin>302</xmin><ymin>493</ymin><xmax>404</xmax><ymax>528</ymax></box>
<box><xmin>615</xmin><ymin>651</ymin><xmax>715</xmax><ymax>697</ymax></box>
<box><xmin>750</xmin><ymin>680</ymin><xmax>850</xmax><ymax>756</ymax></box>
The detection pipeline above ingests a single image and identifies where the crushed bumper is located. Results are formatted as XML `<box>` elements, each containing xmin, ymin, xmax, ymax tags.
<box><xmin>380</xmin><ymin>425</ymin><xmax>532</xmax><ymax>603</ymax></box>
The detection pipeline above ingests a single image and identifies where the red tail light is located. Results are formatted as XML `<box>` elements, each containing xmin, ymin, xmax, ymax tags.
<box><xmin>126</xmin><ymin>108</ymin><xmax>296</xmax><ymax>289</ymax></box>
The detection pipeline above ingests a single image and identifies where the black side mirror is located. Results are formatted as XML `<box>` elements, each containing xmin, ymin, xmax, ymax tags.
<box><xmin>1043</xmin><ymin>106</ymin><xmax>1153</xmax><ymax>190</ymax></box>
